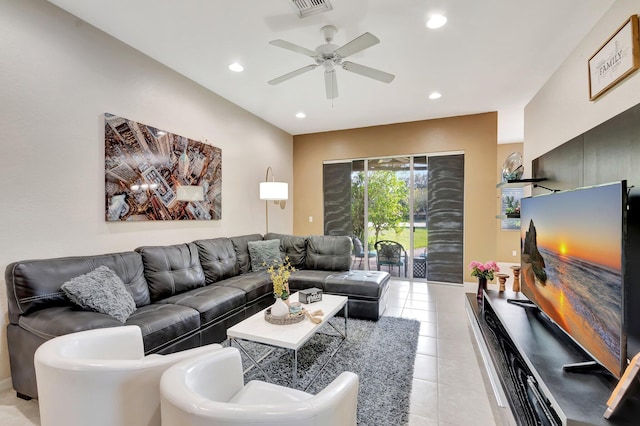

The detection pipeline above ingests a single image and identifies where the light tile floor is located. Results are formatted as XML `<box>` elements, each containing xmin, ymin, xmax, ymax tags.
<box><xmin>0</xmin><ymin>279</ymin><xmax>500</xmax><ymax>425</ymax></box>
<box><xmin>388</xmin><ymin>279</ymin><xmax>501</xmax><ymax>426</ymax></box>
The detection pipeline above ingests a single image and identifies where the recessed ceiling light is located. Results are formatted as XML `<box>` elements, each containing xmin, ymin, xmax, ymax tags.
<box><xmin>295</xmin><ymin>112</ymin><xmax>306</xmax><ymax>119</ymax></box>
<box><xmin>428</xmin><ymin>92</ymin><xmax>442</xmax><ymax>100</ymax></box>
<box><xmin>426</xmin><ymin>14</ymin><xmax>447</xmax><ymax>29</ymax></box>
<box><xmin>228</xmin><ymin>62</ymin><xmax>244</xmax><ymax>72</ymax></box>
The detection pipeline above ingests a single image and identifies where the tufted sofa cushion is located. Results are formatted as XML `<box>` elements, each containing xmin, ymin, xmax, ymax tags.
<box><xmin>305</xmin><ymin>235</ymin><xmax>351</xmax><ymax>271</ymax></box>
<box><xmin>264</xmin><ymin>233</ymin><xmax>307</xmax><ymax>269</ymax></box>
<box><xmin>194</xmin><ymin>238</ymin><xmax>239</xmax><ymax>284</ymax></box>
<box><xmin>136</xmin><ymin>243</ymin><xmax>205</xmax><ymax>303</ymax></box>
<box><xmin>229</xmin><ymin>234</ymin><xmax>264</xmax><ymax>274</ymax></box>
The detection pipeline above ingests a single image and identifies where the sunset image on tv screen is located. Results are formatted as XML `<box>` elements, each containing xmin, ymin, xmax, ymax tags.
<box><xmin>520</xmin><ymin>183</ymin><xmax>623</xmax><ymax>377</ymax></box>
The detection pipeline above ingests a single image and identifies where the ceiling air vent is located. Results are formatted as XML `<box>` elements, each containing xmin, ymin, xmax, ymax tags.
<box><xmin>291</xmin><ymin>0</ymin><xmax>333</xmax><ymax>18</ymax></box>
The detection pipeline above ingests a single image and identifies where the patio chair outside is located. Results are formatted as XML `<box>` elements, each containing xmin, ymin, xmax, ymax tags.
<box><xmin>351</xmin><ymin>236</ymin><xmax>376</xmax><ymax>269</ymax></box>
<box><xmin>374</xmin><ymin>240</ymin><xmax>407</xmax><ymax>277</ymax></box>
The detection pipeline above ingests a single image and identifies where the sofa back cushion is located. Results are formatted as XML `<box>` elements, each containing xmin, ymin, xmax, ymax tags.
<box><xmin>194</xmin><ymin>238</ymin><xmax>239</xmax><ymax>284</ymax></box>
<box><xmin>136</xmin><ymin>243</ymin><xmax>205</xmax><ymax>302</ymax></box>
<box><xmin>4</xmin><ymin>251</ymin><xmax>149</xmax><ymax>324</ymax></box>
<box><xmin>229</xmin><ymin>234</ymin><xmax>264</xmax><ymax>273</ymax></box>
<box><xmin>264</xmin><ymin>233</ymin><xmax>307</xmax><ymax>269</ymax></box>
<box><xmin>305</xmin><ymin>235</ymin><xmax>351</xmax><ymax>271</ymax></box>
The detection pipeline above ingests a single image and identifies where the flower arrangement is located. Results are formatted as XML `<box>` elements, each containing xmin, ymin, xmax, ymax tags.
<box><xmin>469</xmin><ymin>260</ymin><xmax>500</xmax><ymax>281</ymax></box>
<box><xmin>265</xmin><ymin>257</ymin><xmax>296</xmax><ymax>300</ymax></box>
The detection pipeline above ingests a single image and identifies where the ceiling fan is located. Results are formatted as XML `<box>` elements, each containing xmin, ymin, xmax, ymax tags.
<box><xmin>268</xmin><ymin>25</ymin><xmax>395</xmax><ymax>99</ymax></box>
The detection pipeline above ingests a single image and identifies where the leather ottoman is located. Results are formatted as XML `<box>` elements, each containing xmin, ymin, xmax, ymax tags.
<box><xmin>323</xmin><ymin>270</ymin><xmax>390</xmax><ymax>320</ymax></box>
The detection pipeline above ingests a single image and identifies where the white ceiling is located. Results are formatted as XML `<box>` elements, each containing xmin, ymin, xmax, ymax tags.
<box><xmin>48</xmin><ymin>0</ymin><xmax>615</xmax><ymax>143</ymax></box>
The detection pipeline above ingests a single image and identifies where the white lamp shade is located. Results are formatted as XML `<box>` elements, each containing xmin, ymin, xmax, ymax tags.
<box><xmin>260</xmin><ymin>182</ymin><xmax>288</xmax><ymax>200</ymax></box>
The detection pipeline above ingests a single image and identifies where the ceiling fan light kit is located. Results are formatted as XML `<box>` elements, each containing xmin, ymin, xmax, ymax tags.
<box><xmin>268</xmin><ymin>25</ymin><xmax>395</xmax><ymax>99</ymax></box>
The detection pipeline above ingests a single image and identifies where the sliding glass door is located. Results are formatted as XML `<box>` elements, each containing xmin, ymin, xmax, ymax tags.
<box><xmin>366</xmin><ymin>157</ymin><xmax>410</xmax><ymax>277</ymax></box>
<box><xmin>348</xmin><ymin>156</ymin><xmax>425</xmax><ymax>279</ymax></box>
<box><xmin>324</xmin><ymin>152</ymin><xmax>463</xmax><ymax>283</ymax></box>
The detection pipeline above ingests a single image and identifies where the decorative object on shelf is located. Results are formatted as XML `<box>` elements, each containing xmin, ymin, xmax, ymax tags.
<box><xmin>469</xmin><ymin>261</ymin><xmax>500</xmax><ymax>304</ymax></box>
<box><xmin>299</xmin><ymin>287</ymin><xmax>323</xmax><ymax>304</ymax></box>
<box><xmin>589</xmin><ymin>14</ymin><xmax>640</xmax><ymax>101</ymax></box>
<box><xmin>510</xmin><ymin>265</ymin><xmax>521</xmax><ymax>292</ymax></box>
<box><xmin>496</xmin><ymin>273</ymin><xmax>510</xmax><ymax>292</ymax></box>
<box><xmin>259</xmin><ymin>166</ymin><xmax>288</xmax><ymax>233</ymax></box>
<box><xmin>501</xmin><ymin>152</ymin><xmax>524</xmax><ymax>182</ymax></box>
<box><xmin>500</xmin><ymin>187</ymin><xmax>523</xmax><ymax>230</ymax></box>
<box><xmin>264</xmin><ymin>307</ymin><xmax>305</xmax><ymax>325</ymax></box>
<box><xmin>265</xmin><ymin>257</ymin><xmax>296</xmax><ymax>317</ymax></box>
<box><xmin>104</xmin><ymin>113</ymin><xmax>222</xmax><ymax>221</ymax></box>
<box><xmin>504</xmin><ymin>194</ymin><xmax>521</xmax><ymax>218</ymax></box>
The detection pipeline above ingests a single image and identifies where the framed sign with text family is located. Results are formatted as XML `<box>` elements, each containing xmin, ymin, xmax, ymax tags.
<box><xmin>588</xmin><ymin>14</ymin><xmax>640</xmax><ymax>101</ymax></box>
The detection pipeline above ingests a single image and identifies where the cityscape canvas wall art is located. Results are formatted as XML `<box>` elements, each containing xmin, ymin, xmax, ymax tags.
<box><xmin>105</xmin><ymin>113</ymin><xmax>222</xmax><ymax>221</ymax></box>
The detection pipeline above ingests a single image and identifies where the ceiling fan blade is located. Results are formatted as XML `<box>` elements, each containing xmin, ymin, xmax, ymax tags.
<box><xmin>325</xmin><ymin>70</ymin><xmax>338</xmax><ymax>99</ymax></box>
<box><xmin>268</xmin><ymin>65</ymin><xmax>317</xmax><ymax>85</ymax></box>
<box><xmin>269</xmin><ymin>39</ymin><xmax>317</xmax><ymax>57</ymax></box>
<box><xmin>334</xmin><ymin>32</ymin><xmax>380</xmax><ymax>58</ymax></box>
<box><xmin>342</xmin><ymin>61</ymin><xmax>395</xmax><ymax>83</ymax></box>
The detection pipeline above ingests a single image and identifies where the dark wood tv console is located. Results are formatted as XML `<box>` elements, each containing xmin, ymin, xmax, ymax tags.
<box><xmin>466</xmin><ymin>289</ymin><xmax>640</xmax><ymax>425</ymax></box>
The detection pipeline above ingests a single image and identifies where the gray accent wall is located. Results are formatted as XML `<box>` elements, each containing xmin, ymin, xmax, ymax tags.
<box><xmin>427</xmin><ymin>154</ymin><xmax>465</xmax><ymax>283</ymax></box>
<box><xmin>531</xmin><ymin>101</ymin><xmax>640</xmax><ymax>360</ymax></box>
<box><xmin>532</xmin><ymin>102</ymin><xmax>640</xmax><ymax>191</ymax></box>
<box><xmin>323</xmin><ymin>163</ymin><xmax>352</xmax><ymax>236</ymax></box>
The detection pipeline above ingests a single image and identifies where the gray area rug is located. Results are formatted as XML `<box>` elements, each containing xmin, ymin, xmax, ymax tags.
<box><xmin>240</xmin><ymin>316</ymin><xmax>420</xmax><ymax>425</ymax></box>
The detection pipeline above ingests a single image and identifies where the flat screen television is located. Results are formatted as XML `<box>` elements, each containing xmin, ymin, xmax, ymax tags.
<box><xmin>520</xmin><ymin>181</ymin><xmax>627</xmax><ymax>378</ymax></box>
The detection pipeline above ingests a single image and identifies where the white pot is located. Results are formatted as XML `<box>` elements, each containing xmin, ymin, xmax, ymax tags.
<box><xmin>271</xmin><ymin>298</ymin><xmax>289</xmax><ymax>318</ymax></box>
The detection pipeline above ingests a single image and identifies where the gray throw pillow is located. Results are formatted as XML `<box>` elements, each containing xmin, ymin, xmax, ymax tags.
<box><xmin>61</xmin><ymin>266</ymin><xmax>136</xmax><ymax>323</ymax></box>
<box><xmin>248</xmin><ymin>239</ymin><xmax>282</xmax><ymax>271</ymax></box>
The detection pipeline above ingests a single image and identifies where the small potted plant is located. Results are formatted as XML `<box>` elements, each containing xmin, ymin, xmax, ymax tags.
<box><xmin>504</xmin><ymin>196</ymin><xmax>520</xmax><ymax>218</ymax></box>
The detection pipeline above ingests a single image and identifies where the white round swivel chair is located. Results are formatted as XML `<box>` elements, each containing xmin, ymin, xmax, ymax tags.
<box><xmin>34</xmin><ymin>325</ymin><xmax>222</xmax><ymax>426</ymax></box>
<box><xmin>160</xmin><ymin>346</ymin><xmax>359</xmax><ymax>426</ymax></box>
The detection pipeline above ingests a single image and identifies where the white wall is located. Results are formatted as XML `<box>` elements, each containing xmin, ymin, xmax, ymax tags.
<box><xmin>0</xmin><ymin>0</ymin><xmax>293</xmax><ymax>383</ymax></box>
<box><xmin>525</xmin><ymin>0</ymin><xmax>640</xmax><ymax>167</ymax></box>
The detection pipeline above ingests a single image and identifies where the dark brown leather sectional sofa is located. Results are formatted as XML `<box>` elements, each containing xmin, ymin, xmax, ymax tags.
<box><xmin>5</xmin><ymin>233</ymin><xmax>390</xmax><ymax>399</ymax></box>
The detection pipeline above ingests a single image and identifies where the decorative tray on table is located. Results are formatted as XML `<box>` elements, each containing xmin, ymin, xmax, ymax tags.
<box><xmin>264</xmin><ymin>308</ymin><xmax>305</xmax><ymax>325</ymax></box>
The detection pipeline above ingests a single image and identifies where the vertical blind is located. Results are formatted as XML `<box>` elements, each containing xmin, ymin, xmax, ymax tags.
<box><xmin>323</xmin><ymin>162</ymin><xmax>353</xmax><ymax>236</ymax></box>
<box><xmin>426</xmin><ymin>154</ymin><xmax>464</xmax><ymax>283</ymax></box>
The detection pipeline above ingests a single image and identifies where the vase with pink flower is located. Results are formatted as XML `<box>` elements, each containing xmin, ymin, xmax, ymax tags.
<box><xmin>469</xmin><ymin>260</ymin><xmax>500</xmax><ymax>305</ymax></box>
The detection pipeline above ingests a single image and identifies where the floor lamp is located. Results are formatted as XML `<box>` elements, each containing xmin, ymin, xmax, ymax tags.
<box><xmin>259</xmin><ymin>166</ymin><xmax>288</xmax><ymax>234</ymax></box>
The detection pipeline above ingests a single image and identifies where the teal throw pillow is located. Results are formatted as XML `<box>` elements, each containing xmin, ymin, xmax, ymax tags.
<box><xmin>248</xmin><ymin>239</ymin><xmax>282</xmax><ymax>271</ymax></box>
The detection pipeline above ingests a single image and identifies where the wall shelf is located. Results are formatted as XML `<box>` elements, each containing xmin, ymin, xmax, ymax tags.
<box><xmin>496</xmin><ymin>214</ymin><xmax>520</xmax><ymax>220</ymax></box>
<box><xmin>496</xmin><ymin>178</ymin><xmax>546</xmax><ymax>189</ymax></box>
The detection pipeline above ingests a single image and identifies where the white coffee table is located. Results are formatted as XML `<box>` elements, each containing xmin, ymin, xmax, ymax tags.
<box><xmin>227</xmin><ymin>292</ymin><xmax>348</xmax><ymax>390</ymax></box>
